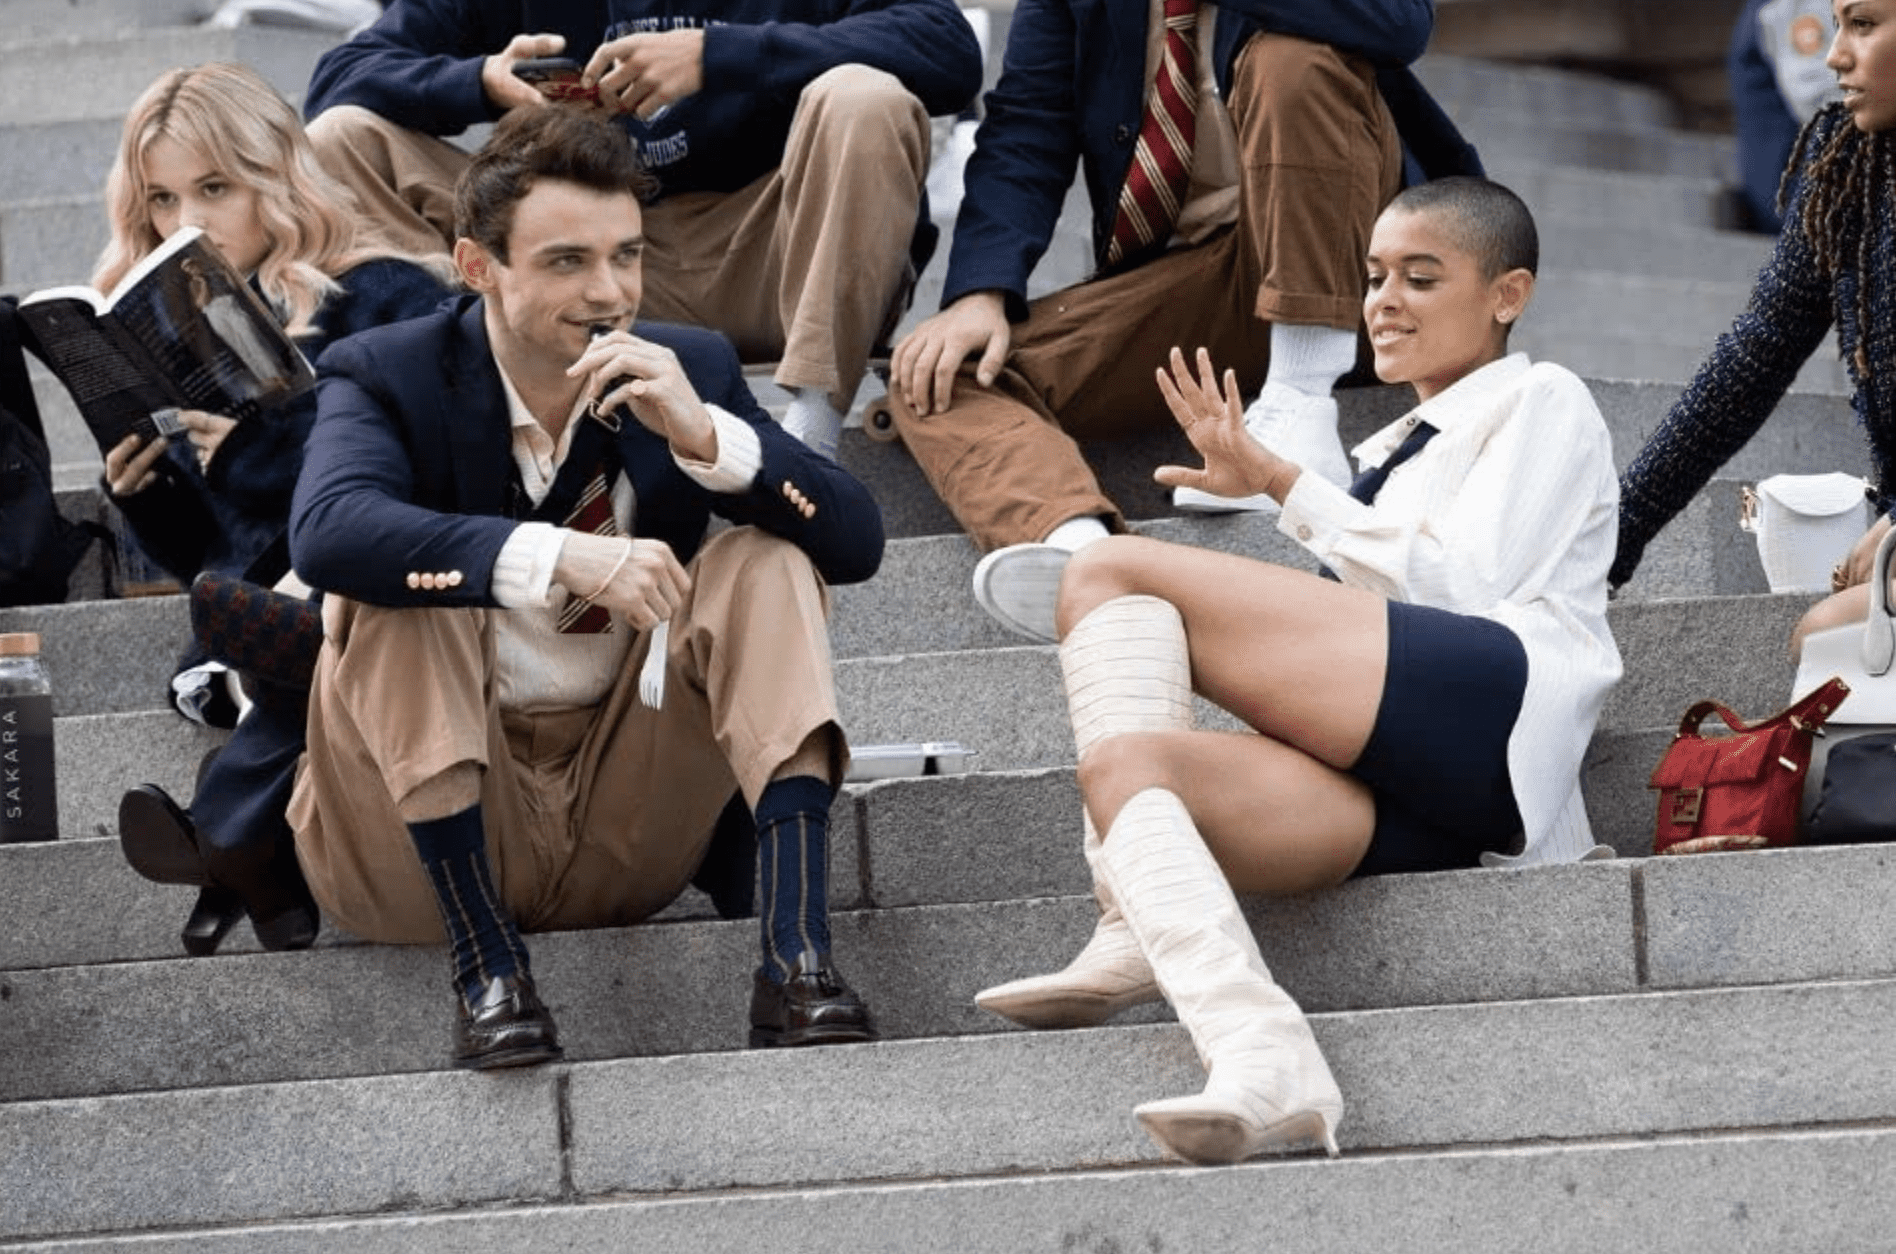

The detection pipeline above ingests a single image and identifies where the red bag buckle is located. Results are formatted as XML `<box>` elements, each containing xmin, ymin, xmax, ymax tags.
<box><xmin>1669</xmin><ymin>789</ymin><xmax>1703</xmax><ymax>825</ymax></box>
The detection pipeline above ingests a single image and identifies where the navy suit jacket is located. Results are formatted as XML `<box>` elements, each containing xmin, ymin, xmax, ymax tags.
<box><xmin>290</xmin><ymin>294</ymin><xmax>884</xmax><ymax>605</ymax></box>
<box><xmin>942</xmin><ymin>0</ymin><xmax>1482</xmax><ymax>318</ymax></box>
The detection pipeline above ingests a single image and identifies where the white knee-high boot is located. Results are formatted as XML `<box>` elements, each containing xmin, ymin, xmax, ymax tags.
<box><xmin>975</xmin><ymin>595</ymin><xmax>1190</xmax><ymax>1028</ymax></box>
<box><xmin>1100</xmin><ymin>787</ymin><xmax>1343</xmax><ymax>1163</ymax></box>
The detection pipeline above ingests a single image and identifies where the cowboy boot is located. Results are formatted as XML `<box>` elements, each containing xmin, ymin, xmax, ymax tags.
<box><xmin>1101</xmin><ymin>787</ymin><xmax>1343</xmax><ymax>1164</ymax></box>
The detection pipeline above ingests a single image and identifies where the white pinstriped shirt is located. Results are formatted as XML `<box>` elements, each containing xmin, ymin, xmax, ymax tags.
<box><xmin>1279</xmin><ymin>353</ymin><xmax>1624</xmax><ymax>866</ymax></box>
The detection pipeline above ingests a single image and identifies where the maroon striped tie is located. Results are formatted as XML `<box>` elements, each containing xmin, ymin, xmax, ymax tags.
<box><xmin>1106</xmin><ymin>0</ymin><xmax>1199</xmax><ymax>269</ymax></box>
<box><xmin>556</xmin><ymin>470</ymin><xmax>621</xmax><ymax>633</ymax></box>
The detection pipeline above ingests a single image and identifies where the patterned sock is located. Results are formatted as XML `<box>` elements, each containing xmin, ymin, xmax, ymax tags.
<box><xmin>407</xmin><ymin>805</ymin><xmax>530</xmax><ymax>1005</ymax></box>
<box><xmin>754</xmin><ymin>775</ymin><xmax>836</xmax><ymax>983</ymax></box>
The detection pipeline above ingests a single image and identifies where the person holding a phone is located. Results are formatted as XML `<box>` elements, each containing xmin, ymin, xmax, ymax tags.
<box><xmin>301</xmin><ymin>0</ymin><xmax>983</xmax><ymax>459</ymax></box>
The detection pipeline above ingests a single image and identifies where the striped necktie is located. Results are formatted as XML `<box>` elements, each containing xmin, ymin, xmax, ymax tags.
<box><xmin>554</xmin><ymin>410</ymin><xmax>624</xmax><ymax>634</ymax></box>
<box><xmin>1105</xmin><ymin>0</ymin><xmax>1198</xmax><ymax>269</ymax></box>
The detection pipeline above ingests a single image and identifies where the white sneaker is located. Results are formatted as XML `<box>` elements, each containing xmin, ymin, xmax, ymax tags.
<box><xmin>1172</xmin><ymin>382</ymin><xmax>1352</xmax><ymax>515</ymax></box>
<box><xmin>971</xmin><ymin>543</ymin><xmax>1070</xmax><ymax>643</ymax></box>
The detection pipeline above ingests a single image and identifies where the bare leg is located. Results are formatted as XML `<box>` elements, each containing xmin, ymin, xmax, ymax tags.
<box><xmin>1792</xmin><ymin>583</ymin><xmax>1872</xmax><ymax>660</ymax></box>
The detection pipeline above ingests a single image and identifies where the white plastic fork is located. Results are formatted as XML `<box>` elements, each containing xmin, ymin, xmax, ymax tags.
<box><xmin>638</xmin><ymin>619</ymin><xmax>669</xmax><ymax>709</ymax></box>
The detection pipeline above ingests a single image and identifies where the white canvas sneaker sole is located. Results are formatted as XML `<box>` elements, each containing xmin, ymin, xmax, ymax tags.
<box><xmin>971</xmin><ymin>543</ymin><xmax>1071</xmax><ymax>643</ymax></box>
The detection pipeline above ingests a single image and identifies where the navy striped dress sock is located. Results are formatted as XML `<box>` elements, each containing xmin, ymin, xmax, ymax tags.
<box><xmin>753</xmin><ymin>775</ymin><xmax>836</xmax><ymax>984</ymax></box>
<box><xmin>407</xmin><ymin>805</ymin><xmax>530</xmax><ymax>1005</ymax></box>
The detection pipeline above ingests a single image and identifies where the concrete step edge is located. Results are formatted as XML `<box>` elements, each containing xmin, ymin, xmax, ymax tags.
<box><xmin>6</xmin><ymin>974</ymin><xmax>1896</xmax><ymax>1241</ymax></box>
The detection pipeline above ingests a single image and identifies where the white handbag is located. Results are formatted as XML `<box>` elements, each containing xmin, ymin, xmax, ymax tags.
<box><xmin>1741</xmin><ymin>472</ymin><xmax>1873</xmax><ymax>593</ymax></box>
<box><xmin>1789</xmin><ymin>524</ymin><xmax>1896</xmax><ymax>825</ymax></box>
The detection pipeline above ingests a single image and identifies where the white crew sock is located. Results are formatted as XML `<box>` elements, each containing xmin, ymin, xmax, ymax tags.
<box><xmin>782</xmin><ymin>388</ymin><xmax>845</xmax><ymax>460</ymax></box>
<box><xmin>1264</xmin><ymin>323</ymin><xmax>1357</xmax><ymax>398</ymax></box>
<box><xmin>1044</xmin><ymin>516</ymin><xmax>1111</xmax><ymax>553</ymax></box>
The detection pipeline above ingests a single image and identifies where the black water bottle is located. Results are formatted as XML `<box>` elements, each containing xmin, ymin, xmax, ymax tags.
<box><xmin>0</xmin><ymin>631</ymin><xmax>56</xmax><ymax>843</ymax></box>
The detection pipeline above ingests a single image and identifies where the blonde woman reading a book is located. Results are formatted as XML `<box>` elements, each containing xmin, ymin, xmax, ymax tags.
<box><xmin>77</xmin><ymin>63</ymin><xmax>450</xmax><ymax>959</ymax></box>
<box><xmin>973</xmin><ymin>178</ymin><xmax>1622</xmax><ymax>1166</ymax></box>
<box><xmin>94</xmin><ymin>62</ymin><xmax>449</xmax><ymax>628</ymax></box>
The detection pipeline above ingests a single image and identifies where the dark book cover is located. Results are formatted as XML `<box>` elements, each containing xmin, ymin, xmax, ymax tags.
<box><xmin>18</xmin><ymin>227</ymin><xmax>315</xmax><ymax>456</ymax></box>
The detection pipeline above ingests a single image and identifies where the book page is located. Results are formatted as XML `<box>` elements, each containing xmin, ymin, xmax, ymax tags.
<box><xmin>14</xmin><ymin>295</ymin><xmax>180</xmax><ymax>454</ymax></box>
<box><xmin>107</xmin><ymin>228</ymin><xmax>314</xmax><ymax>423</ymax></box>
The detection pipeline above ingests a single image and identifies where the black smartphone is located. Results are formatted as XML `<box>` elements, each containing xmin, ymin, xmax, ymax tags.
<box><xmin>512</xmin><ymin>56</ymin><xmax>597</xmax><ymax>103</ymax></box>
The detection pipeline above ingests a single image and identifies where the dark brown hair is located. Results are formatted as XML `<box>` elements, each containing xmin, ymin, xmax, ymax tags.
<box><xmin>1782</xmin><ymin>113</ymin><xmax>1893</xmax><ymax>376</ymax></box>
<box><xmin>454</xmin><ymin>107</ymin><xmax>656</xmax><ymax>263</ymax></box>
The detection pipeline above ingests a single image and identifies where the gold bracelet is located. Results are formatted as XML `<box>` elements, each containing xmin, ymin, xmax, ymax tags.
<box><xmin>580</xmin><ymin>540</ymin><xmax>632</xmax><ymax>603</ymax></box>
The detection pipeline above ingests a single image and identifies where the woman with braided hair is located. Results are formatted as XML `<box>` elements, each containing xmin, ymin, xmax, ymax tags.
<box><xmin>1613</xmin><ymin>0</ymin><xmax>1896</xmax><ymax>631</ymax></box>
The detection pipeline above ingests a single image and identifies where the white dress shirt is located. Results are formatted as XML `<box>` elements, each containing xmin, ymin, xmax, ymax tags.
<box><xmin>1279</xmin><ymin>353</ymin><xmax>1624</xmax><ymax>866</ymax></box>
<box><xmin>482</xmin><ymin>365</ymin><xmax>762</xmax><ymax>713</ymax></box>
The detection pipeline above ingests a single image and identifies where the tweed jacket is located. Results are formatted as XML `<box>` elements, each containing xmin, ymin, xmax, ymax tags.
<box><xmin>1615</xmin><ymin>104</ymin><xmax>1896</xmax><ymax>586</ymax></box>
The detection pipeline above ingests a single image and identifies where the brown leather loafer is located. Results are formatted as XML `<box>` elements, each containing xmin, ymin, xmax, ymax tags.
<box><xmin>453</xmin><ymin>974</ymin><xmax>564</xmax><ymax>1070</ymax></box>
<box><xmin>748</xmin><ymin>952</ymin><xmax>878</xmax><ymax>1048</ymax></box>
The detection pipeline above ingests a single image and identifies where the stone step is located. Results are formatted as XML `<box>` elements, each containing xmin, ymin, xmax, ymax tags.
<box><xmin>0</xmin><ymin>100</ymin><xmax>304</xmax><ymax>202</ymax></box>
<box><xmin>0</xmin><ymin>706</ymin><xmax>1838</xmax><ymax>970</ymax></box>
<box><xmin>4</xmin><ymin>973</ymin><xmax>1894</xmax><ymax>1241</ymax></box>
<box><xmin>4</xmin><ymin>0</ymin><xmax>212</xmax><ymax>37</ymax></box>
<box><xmin>1451</xmin><ymin>108</ymin><xmax>1733</xmax><ymax>180</ymax></box>
<box><xmin>0</xmin><ymin>27</ymin><xmax>337</xmax><ymax>126</ymax></box>
<box><xmin>6</xmin><ymin>581</ymin><xmax>1816</xmax><ymax>847</ymax></box>
<box><xmin>1485</xmin><ymin>158</ymin><xmax>1737</xmax><ymax>235</ymax></box>
<box><xmin>1416</xmin><ymin>52</ymin><xmax>1680</xmax><ymax>130</ymax></box>
<box><xmin>1525</xmin><ymin>270</ymin><xmax>1806</xmax><ymax>354</ymax></box>
<box><xmin>1515</xmin><ymin>324</ymin><xmax>1852</xmax><ymax>395</ymax></box>
<box><xmin>2</xmin><ymin>561</ymin><xmax>1816</xmax><ymax>723</ymax></box>
<box><xmin>1534</xmin><ymin>215</ymin><xmax>1771</xmax><ymax>282</ymax></box>
<box><xmin>11</xmin><ymin>819</ymin><xmax>1896</xmax><ymax>1031</ymax></box>
<box><xmin>0</xmin><ymin>855</ymin><xmax>1633</xmax><ymax>1101</ymax></box>
<box><xmin>32</xmin><ymin>366</ymin><xmax>1866</xmax><ymax>557</ymax></box>
<box><xmin>1</xmin><ymin>476</ymin><xmax>1813</xmax><ymax>709</ymax></box>
<box><xmin>8</xmin><ymin>433</ymin><xmax>1828</xmax><ymax>676</ymax></box>
<box><xmin>8</xmin><ymin>1122</ymin><xmax>1891</xmax><ymax>1253</ymax></box>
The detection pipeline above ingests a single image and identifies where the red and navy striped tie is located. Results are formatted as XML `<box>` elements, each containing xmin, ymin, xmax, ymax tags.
<box><xmin>1105</xmin><ymin>0</ymin><xmax>1199</xmax><ymax>269</ymax></box>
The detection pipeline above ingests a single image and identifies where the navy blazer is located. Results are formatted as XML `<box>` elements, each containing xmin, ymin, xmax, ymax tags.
<box><xmin>943</xmin><ymin>0</ymin><xmax>1481</xmax><ymax>318</ymax></box>
<box><xmin>290</xmin><ymin>294</ymin><xmax>884</xmax><ymax>606</ymax></box>
<box><xmin>305</xmin><ymin>0</ymin><xmax>982</xmax><ymax>200</ymax></box>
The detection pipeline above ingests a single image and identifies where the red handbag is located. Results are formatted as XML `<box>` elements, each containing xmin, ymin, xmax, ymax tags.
<box><xmin>1649</xmin><ymin>676</ymin><xmax>1851</xmax><ymax>855</ymax></box>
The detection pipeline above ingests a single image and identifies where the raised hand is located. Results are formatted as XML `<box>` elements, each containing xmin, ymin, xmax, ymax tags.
<box><xmin>1152</xmin><ymin>347</ymin><xmax>1298</xmax><ymax>505</ymax></box>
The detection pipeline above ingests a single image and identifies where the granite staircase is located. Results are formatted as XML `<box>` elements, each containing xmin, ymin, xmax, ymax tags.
<box><xmin>2</xmin><ymin>5</ymin><xmax>1892</xmax><ymax>1250</ymax></box>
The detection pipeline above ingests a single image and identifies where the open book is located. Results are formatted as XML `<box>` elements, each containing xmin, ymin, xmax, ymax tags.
<box><xmin>18</xmin><ymin>226</ymin><xmax>314</xmax><ymax>456</ymax></box>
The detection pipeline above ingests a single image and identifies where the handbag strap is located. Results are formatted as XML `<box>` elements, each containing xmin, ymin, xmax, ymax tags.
<box><xmin>1865</xmin><ymin>524</ymin><xmax>1896</xmax><ymax>674</ymax></box>
<box><xmin>1777</xmin><ymin>674</ymin><xmax>1851</xmax><ymax>733</ymax></box>
<box><xmin>1675</xmin><ymin>675</ymin><xmax>1852</xmax><ymax>739</ymax></box>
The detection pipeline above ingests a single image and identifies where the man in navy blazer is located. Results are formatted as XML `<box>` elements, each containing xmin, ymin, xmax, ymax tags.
<box><xmin>886</xmin><ymin>0</ymin><xmax>1480</xmax><ymax>641</ymax></box>
<box><xmin>287</xmin><ymin>106</ymin><xmax>885</xmax><ymax>1068</ymax></box>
